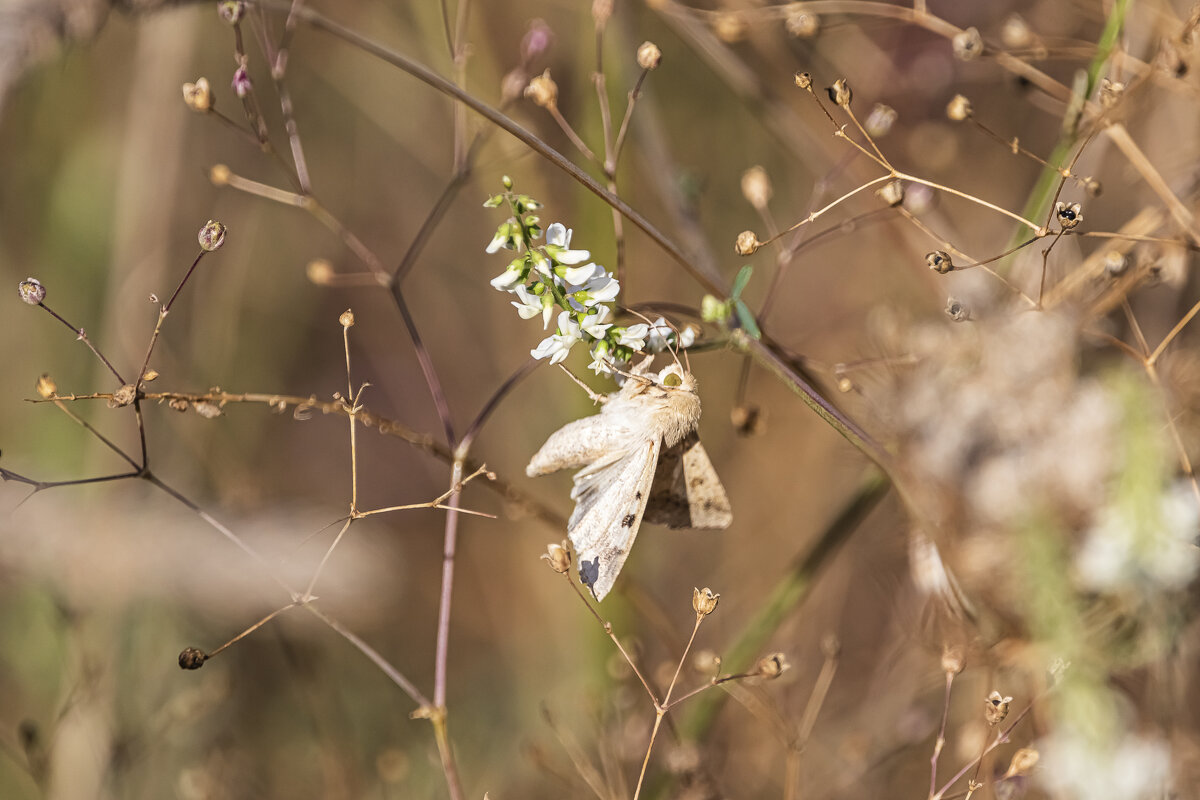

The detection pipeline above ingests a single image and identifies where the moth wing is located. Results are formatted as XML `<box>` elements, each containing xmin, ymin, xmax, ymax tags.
<box><xmin>527</xmin><ymin>414</ymin><xmax>628</xmax><ymax>477</ymax></box>
<box><xmin>568</xmin><ymin>437</ymin><xmax>661</xmax><ymax>601</ymax></box>
<box><xmin>643</xmin><ymin>431</ymin><xmax>732</xmax><ymax>529</ymax></box>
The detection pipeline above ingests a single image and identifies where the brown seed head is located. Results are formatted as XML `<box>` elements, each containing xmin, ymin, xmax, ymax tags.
<box><xmin>693</xmin><ymin>587</ymin><xmax>720</xmax><ymax>616</ymax></box>
<box><xmin>735</xmin><ymin>230</ymin><xmax>761</xmax><ymax>256</ymax></box>
<box><xmin>826</xmin><ymin>78</ymin><xmax>852</xmax><ymax>106</ymax></box>
<box><xmin>952</xmin><ymin>27</ymin><xmax>983</xmax><ymax>60</ymax></box>
<box><xmin>1001</xmin><ymin>14</ymin><xmax>1032</xmax><ymax>48</ymax></box>
<box><xmin>1100</xmin><ymin>79</ymin><xmax>1126</xmax><ymax>108</ymax></box>
<box><xmin>755</xmin><ymin>652</ymin><xmax>789</xmax><ymax>679</ymax></box>
<box><xmin>307</xmin><ymin>259</ymin><xmax>334</xmax><ymax>285</ymax></box>
<box><xmin>877</xmin><ymin>180</ymin><xmax>905</xmax><ymax>207</ymax></box>
<box><xmin>946</xmin><ymin>94</ymin><xmax>973</xmax><ymax>121</ymax></box>
<box><xmin>984</xmin><ymin>690</ymin><xmax>1013</xmax><ymax>726</ymax></box>
<box><xmin>941</xmin><ymin>645</ymin><xmax>965</xmax><ymax>675</ymax></box>
<box><xmin>209</xmin><ymin>164</ymin><xmax>232</xmax><ymax>186</ymax></box>
<box><xmin>945</xmin><ymin>297</ymin><xmax>970</xmax><ymax>322</ymax></box>
<box><xmin>36</xmin><ymin>374</ymin><xmax>57</xmax><ymax>399</ymax></box>
<box><xmin>1055</xmin><ymin>201</ymin><xmax>1082</xmax><ymax>229</ymax></box>
<box><xmin>637</xmin><ymin>41</ymin><xmax>662</xmax><ymax>71</ymax></box>
<box><xmin>339</xmin><ymin>309</ymin><xmax>355</xmax><ymax>328</ymax></box>
<box><xmin>541</xmin><ymin>540</ymin><xmax>572</xmax><ymax>574</ymax></box>
<box><xmin>110</xmin><ymin>384</ymin><xmax>137</xmax><ymax>408</ymax></box>
<box><xmin>793</xmin><ymin>71</ymin><xmax>812</xmax><ymax>90</ymax></box>
<box><xmin>926</xmin><ymin>250</ymin><xmax>954</xmax><ymax>274</ymax></box>
<box><xmin>182</xmin><ymin>78</ymin><xmax>213</xmax><ymax>112</ymax></box>
<box><xmin>178</xmin><ymin>647</ymin><xmax>208</xmax><ymax>670</ymax></box>
<box><xmin>713</xmin><ymin>12</ymin><xmax>746</xmax><ymax>43</ymax></box>
<box><xmin>524</xmin><ymin>69</ymin><xmax>558</xmax><ymax>108</ymax></box>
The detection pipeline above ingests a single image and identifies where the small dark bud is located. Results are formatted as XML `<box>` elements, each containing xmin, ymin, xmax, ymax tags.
<box><xmin>232</xmin><ymin>66</ymin><xmax>252</xmax><ymax>99</ymax></box>
<box><xmin>178</xmin><ymin>647</ymin><xmax>209</xmax><ymax>670</ymax></box>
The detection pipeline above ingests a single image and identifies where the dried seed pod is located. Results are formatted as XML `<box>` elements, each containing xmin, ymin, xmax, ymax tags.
<box><xmin>740</xmin><ymin>166</ymin><xmax>772</xmax><ymax>210</ymax></box>
<box><xmin>1004</xmin><ymin>747</ymin><xmax>1039</xmax><ymax>779</ymax></box>
<box><xmin>199</xmin><ymin>220</ymin><xmax>227</xmax><ymax>251</ymax></box>
<box><xmin>178</xmin><ymin>647</ymin><xmax>209</xmax><ymax>670</ymax></box>
<box><xmin>339</xmin><ymin>309</ymin><xmax>356</xmax><ymax>328</ymax></box>
<box><xmin>636</xmin><ymin>41</ymin><xmax>662</xmax><ymax>70</ymax></box>
<box><xmin>693</xmin><ymin>587</ymin><xmax>720</xmax><ymax>616</ymax></box>
<box><xmin>1100</xmin><ymin>78</ymin><xmax>1126</xmax><ymax>108</ymax></box>
<box><xmin>926</xmin><ymin>250</ymin><xmax>954</xmax><ymax>274</ymax></box>
<box><xmin>524</xmin><ymin>69</ymin><xmax>558</xmax><ymax>108</ymax></box>
<box><xmin>945</xmin><ymin>297</ymin><xmax>970</xmax><ymax>322</ymax></box>
<box><xmin>755</xmin><ymin>652</ymin><xmax>789</xmax><ymax>679</ymax></box>
<box><xmin>735</xmin><ymin>230</ymin><xmax>761</xmax><ymax>256</ymax></box>
<box><xmin>1055</xmin><ymin>201</ymin><xmax>1082</xmax><ymax>230</ymax></box>
<box><xmin>110</xmin><ymin>384</ymin><xmax>137</xmax><ymax>408</ymax></box>
<box><xmin>876</xmin><ymin>180</ymin><xmax>905</xmax><ymax>207</ymax></box>
<box><xmin>984</xmin><ymin>690</ymin><xmax>1013</xmax><ymax>725</ymax></box>
<box><xmin>793</xmin><ymin>71</ymin><xmax>813</xmax><ymax>90</ymax></box>
<box><xmin>1001</xmin><ymin>14</ymin><xmax>1032</xmax><ymax>48</ymax></box>
<box><xmin>541</xmin><ymin>540</ymin><xmax>572</xmax><ymax>574</ymax></box>
<box><xmin>952</xmin><ymin>27</ymin><xmax>983</xmax><ymax>60</ymax></box>
<box><xmin>182</xmin><ymin>78</ymin><xmax>213</xmax><ymax>112</ymax></box>
<box><xmin>946</xmin><ymin>94</ymin><xmax>973</xmax><ymax>121</ymax></box>
<box><xmin>865</xmin><ymin>103</ymin><xmax>898</xmax><ymax>137</ymax></box>
<box><xmin>826</xmin><ymin>78</ymin><xmax>852</xmax><ymax>106</ymax></box>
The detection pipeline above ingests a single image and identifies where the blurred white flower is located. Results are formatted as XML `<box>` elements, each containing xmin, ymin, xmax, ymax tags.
<box><xmin>1039</xmin><ymin>729</ymin><xmax>1172</xmax><ymax>800</ymax></box>
<box><xmin>1075</xmin><ymin>481</ymin><xmax>1200</xmax><ymax>593</ymax></box>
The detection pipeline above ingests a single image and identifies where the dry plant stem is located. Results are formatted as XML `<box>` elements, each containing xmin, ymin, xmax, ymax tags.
<box><xmin>36</xmin><ymin>303</ymin><xmax>125</xmax><ymax>385</ymax></box>
<box><xmin>933</xmin><ymin>702</ymin><xmax>1034</xmax><ymax>800</ymax></box>
<box><xmin>458</xmin><ymin>358</ymin><xmax>540</xmax><ymax>453</ymax></box>
<box><xmin>929</xmin><ymin>670</ymin><xmax>956</xmax><ymax>800</ymax></box>
<box><xmin>547</xmin><ymin>103</ymin><xmax>599</xmax><ymax>164</ymax></box>
<box><xmin>612</xmin><ymin>70</ymin><xmax>649</xmax><ymax>165</ymax></box>
<box><xmin>570</xmin><ymin>575</ymin><xmax>660</xmax><ymax>703</ymax></box>
<box><xmin>303</xmin><ymin>603</ymin><xmax>430</xmax><ymax>706</ymax></box>
<box><xmin>207</xmin><ymin>602</ymin><xmax>301</xmax><ymax>660</ymax></box>
<box><xmin>138</xmin><ymin>249</ymin><xmax>208</xmax><ymax>391</ymax></box>
<box><xmin>633</xmin><ymin>614</ymin><xmax>706</xmax><ymax>800</ymax></box>
<box><xmin>266</xmin><ymin>0</ymin><xmax>313</xmax><ymax>193</ymax></box>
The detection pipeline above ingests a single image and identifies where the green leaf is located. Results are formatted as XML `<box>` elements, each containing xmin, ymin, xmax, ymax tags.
<box><xmin>731</xmin><ymin>264</ymin><xmax>754</xmax><ymax>300</ymax></box>
<box><xmin>734</xmin><ymin>299</ymin><xmax>761</xmax><ymax>339</ymax></box>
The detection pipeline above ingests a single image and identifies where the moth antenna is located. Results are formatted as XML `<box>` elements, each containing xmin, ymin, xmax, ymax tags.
<box><xmin>625</xmin><ymin>307</ymin><xmax>687</xmax><ymax>376</ymax></box>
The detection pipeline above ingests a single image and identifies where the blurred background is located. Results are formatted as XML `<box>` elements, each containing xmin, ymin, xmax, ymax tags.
<box><xmin>1</xmin><ymin>0</ymin><xmax>1198</xmax><ymax>797</ymax></box>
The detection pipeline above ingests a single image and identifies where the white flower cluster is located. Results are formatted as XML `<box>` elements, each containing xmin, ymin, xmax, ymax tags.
<box><xmin>486</xmin><ymin>186</ymin><xmax>693</xmax><ymax>376</ymax></box>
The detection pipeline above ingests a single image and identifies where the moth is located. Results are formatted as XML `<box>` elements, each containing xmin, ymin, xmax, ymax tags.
<box><xmin>526</xmin><ymin>359</ymin><xmax>732</xmax><ymax>600</ymax></box>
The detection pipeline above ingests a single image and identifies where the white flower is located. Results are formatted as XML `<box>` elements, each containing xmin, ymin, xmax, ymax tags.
<box><xmin>588</xmin><ymin>342</ymin><xmax>613</xmax><ymax>375</ymax></box>
<box><xmin>582</xmin><ymin>269</ymin><xmax>620</xmax><ymax>306</ymax></box>
<box><xmin>546</xmin><ymin>222</ymin><xmax>591</xmax><ymax>265</ymax></box>
<box><xmin>531</xmin><ymin>312</ymin><xmax>582</xmax><ymax>364</ymax></box>
<box><xmin>580</xmin><ymin>305</ymin><xmax>613</xmax><ymax>339</ymax></box>
<box><xmin>563</xmin><ymin>262</ymin><xmax>598</xmax><ymax>285</ymax></box>
<box><xmin>678</xmin><ymin>325</ymin><xmax>696</xmax><ymax>348</ymax></box>
<box><xmin>618</xmin><ymin>323</ymin><xmax>649</xmax><ymax>351</ymax></box>
<box><xmin>647</xmin><ymin>317</ymin><xmax>673</xmax><ymax>352</ymax></box>
<box><xmin>486</xmin><ymin>222</ymin><xmax>517</xmax><ymax>254</ymax></box>
<box><xmin>511</xmin><ymin>285</ymin><xmax>542</xmax><ymax>321</ymax></box>
<box><xmin>490</xmin><ymin>266</ymin><xmax>524</xmax><ymax>291</ymax></box>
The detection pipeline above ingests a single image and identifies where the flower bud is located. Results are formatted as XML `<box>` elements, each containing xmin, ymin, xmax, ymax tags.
<box><xmin>199</xmin><ymin>220</ymin><xmax>227</xmax><ymax>251</ymax></box>
<box><xmin>713</xmin><ymin>12</ymin><xmax>746</xmax><ymax>43</ymax></box>
<box><xmin>735</xmin><ymin>230</ymin><xmax>761</xmax><ymax>256</ymax></box>
<box><xmin>232</xmin><ymin>66</ymin><xmax>252</xmax><ymax>99</ymax></box>
<box><xmin>307</xmin><ymin>259</ymin><xmax>334</xmax><ymax>285</ymax></box>
<box><xmin>18</xmin><ymin>277</ymin><xmax>45</xmax><ymax>305</ymax></box>
<box><xmin>521</xmin><ymin>19</ymin><xmax>553</xmax><ymax>62</ymax></box>
<box><xmin>784</xmin><ymin>12</ymin><xmax>819</xmax><ymax>38</ymax></box>
<box><xmin>952</xmin><ymin>27</ymin><xmax>983</xmax><ymax>60</ymax></box>
<box><xmin>926</xmin><ymin>250</ymin><xmax>953</xmax><ymax>273</ymax></box>
<box><xmin>1003</xmin><ymin>747</ymin><xmax>1039</xmax><ymax>779</ymax></box>
<box><xmin>217</xmin><ymin>1</ymin><xmax>246</xmax><ymax>24</ymax></box>
<box><xmin>701</xmin><ymin>295</ymin><xmax>729</xmax><ymax>323</ymax></box>
<box><xmin>36</xmin><ymin>374</ymin><xmax>57</xmax><ymax>399</ymax></box>
<box><xmin>637</xmin><ymin>41</ymin><xmax>663</xmax><ymax>70</ymax></box>
<box><xmin>876</xmin><ymin>180</ymin><xmax>904</xmax><ymax>207</ymax></box>
<box><xmin>755</xmin><ymin>652</ymin><xmax>789</xmax><ymax>679</ymax></box>
<box><xmin>826</xmin><ymin>78</ymin><xmax>852</xmax><ymax>106</ymax></box>
<box><xmin>946</xmin><ymin>94</ymin><xmax>973</xmax><ymax>121</ymax></box>
<box><xmin>865</xmin><ymin>103</ymin><xmax>898</xmax><ymax>138</ymax></box>
<box><xmin>945</xmin><ymin>297</ymin><xmax>970</xmax><ymax>322</ymax></box>
<box><xmin>541</xmin><ymin>540</ymin><xmax>572</xmax><ymax>573</ymax></box>
<box><xmin>182</xmin><ymin>78</ymin><xmax>213</xmax><ymax>112</ymax></box>
<box><xmin>984</xmin><ymin>691</ymin><xmax>1013</xmax><ymax>725</ymax></box>
<box><xmin>693</xmin><ymin>587</ymin><xmax>720</xmax><ymax>616</ymax></box>
<box><xmin>525</xmin><ymin>69</ymin><xmax>558</xmax><ymax>108</ymax></box>
<box><xmin>941</xmin><ymin>645</ymin><xmax>965</xmax><ymax>675</ymax></box>
<box><xmin>740</xmin><ymin>166</ymin><xmax>772</xmax><ymax>210</ymax></box>
<box><xmin>339</xmin><ymin>309</ymin><xmax>355</xmax><ymax>328</ymax></box>
<box><xmin>178</xmin><ymin>647</ymin><xmax>208</xmax><ymax>670</ymax></box>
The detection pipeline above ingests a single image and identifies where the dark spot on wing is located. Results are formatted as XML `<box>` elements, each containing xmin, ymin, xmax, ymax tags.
<box><xmin>622</xmin><ymin>513</ymin><xmax>636</xmax><ymax>527</ymax></box>
<box><xmin>635</xmin><ymin>491</ymin><xmax>643</xmax><ymax>500</ymax></box>
<box><xmin>579</xmin><ymin>558</ymin><xmax>601</xmax><ymax>589</ymax></box>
